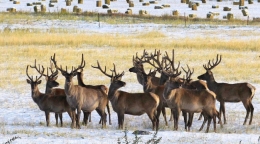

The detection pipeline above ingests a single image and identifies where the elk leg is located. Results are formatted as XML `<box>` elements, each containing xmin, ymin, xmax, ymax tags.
<box><xmin>147</xmin><ymin>112</ymin><xmax>157</xmax><ymax>131</ymax></box>
<box><xmin>242</xmin><ymin>100</ymin><xmax>250</xmax><ymax>125</ymax></box>
<box><xmin>161</xmin><ymin>106</ymin><xmax>168</xmax><ymax>126</ymax></box>
<box><xmin>220</xmin><ymin>102</ymin><xmax>227</xmax><ymax>124</ymax></box>
<box><xmin>59</xmin><ymin>113</ymin><xmax>63</xmax><ymax>127</ymax></box>
<box><xmin>88</xmin><ymin>112</ymin><xmax>92</xmax><ymax>123</ymax></box>
<box><xmin>76</xmin><ymin>107</ymin><xmax>81</xmax><ymax>129</ymax></box>
<box><xmin>67</xmin><ymin>108</ymin><xmax>76</xmax><ymax>128</ymax></box>
<box><xmin>205</xmin><ymin>117</ymin><xmax>212</xmax><ymax>133</ymax></box>
<box><xmin>82</xmin><ymin>112</ymin><xmax>86</xmax><ymax>125</ymax></box>
<box><xmin>83</xmin><ymin>112</ymin><xmax>90</xmax><ymax>126</ymax></box>
<box><xmin>213</xmin><ymin>114</ymin><xmax>216</xmax><ymax>133</ymax></box>
<box><xmin>55</xmin><ymin>113</ymin><xmax>58</xmax><ymax>126</ymax></box>
<box><xmin>173</xmin><ymin>108</ymin><xmax>180</xmax><ymax>131</ymax></box>
<box><xmin>216</xmin><ymin>110</ymin><xmax>223</xmax><ymax>128</ymax></box>
<box><xmin>182</xmin><ymin>111</ymin><xmax>188</xmax><ymax>131</ymax></box>
<box><xmin>96</xmin><ymin>109</ymin><xmax>106</xmax><ymax>128</ymax></box>
<box><xmin>198</xmin><ymin>113</ymin><xmax>203</xmax><ymax>120</ymax></box>
<box><xmin>169</xmin><ymin>109</ymin><xmax>174</xmax><ymax>121</ymax></box>
<box><xmin>249</xmin><ymin>101</ymin><xmax>254</xmax><ymax>125</ymax></box>
<box><xmin>199</xmin><ymin>113</ymin><xmax>207</xmax><ymax>131</ymax></box>
<box><xmin>106</xmin><ymin>101</ymin><xmax>112</xmax><ymax>125</ymax></box>
<box><xmin>187</xmin><ymin>112</ymin><xmax>194</xmax><ymax>132</ymax></box>
<box><xmin>117</xmin><ymin>112</ymin><xmax>124</xmax><ymax>129</ymax></box>
<box><xmin>45</xmin><ymin>111</ymin><xmax>50</xmax><ymax>127</ymax></box>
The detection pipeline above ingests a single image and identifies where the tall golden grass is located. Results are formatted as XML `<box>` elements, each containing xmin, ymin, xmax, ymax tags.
<box><xmin>0</xmin><ymin>30</ymin><xmax>260</xmax><ymax>93</ymax></box>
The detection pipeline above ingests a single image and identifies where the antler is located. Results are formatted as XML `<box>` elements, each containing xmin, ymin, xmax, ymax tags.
<box><xmin>91</xmin><ymin>61</ymin><xmax>113</xmax><ymax>78</ymax></box>
<box><xmin>30</xmin><ymin>59</ymin><xmax>47</xmax><ymax>77</ymax></box>
<box><xmin>163</xmin><ymin>49</ymin><xmax>181</xmax><ymax>77</ymax></box>
<box><xmin>203</xmin><ymin>54</ymin><xmax>222</xmax><ymax>70</ymax></box>
<box><xmin>163</xmin><ymin>49</ymin><xmax>180</xmax><ymax>72</ymax></box>
<box><xmin>30</xmin><ymin>59</ymin><xmax>58</xmax><ymax>79</ymax></box>
<box><xmin>133</xmin><ymin>49</ymin><xmax>148</xmax><ymax>66</ymax></box>
<box><xmin>51</xmin><ymin>53</ymin><xmax>85</xmax><ymax>74</ymax></box>
<box><xmin>92</xmin><ymin>61</ymin><xmax>124</xmax><ymax>79</ymax></box>
<box><xmin>181</xmin><ymin>64</ymin><xmax>194</xmax><ymax>83</ymax></box>
<box><xmin>26</xmin><ymin>65</ymin><xmax>44</xmax><ymax>82</ymax></box>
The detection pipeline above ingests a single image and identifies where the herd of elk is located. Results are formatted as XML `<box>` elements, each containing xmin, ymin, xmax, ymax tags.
<box><xmin>25</xmin><ymin>50</ymin><xmax>256</xmax><ymax>133</ymax></box>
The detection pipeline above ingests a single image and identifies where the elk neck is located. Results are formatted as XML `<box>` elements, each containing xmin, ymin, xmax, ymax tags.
<box><xmin>31</xmin><ymin>86</ymin><xmax>46</xmax><ymax>104</ymax></box>
<box><xmin>76</xmin><ymin>72</ymin><xmax>85</xmax><ymax>86</ymax></box>
<box><xmin>64</xmin><ymin>79</ymin><xmax>77</xmax><ymax>97</ymax></box>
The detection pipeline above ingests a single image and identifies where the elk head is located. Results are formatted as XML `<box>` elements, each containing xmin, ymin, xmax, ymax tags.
<box><xmin>129</xmin><ymin>49</ymin><xmax>148</xmax><ymax>73</ymax></box>
<box><xmin>197</xmin><ymin>54</ymin><xmax>222</xmax><ymax>81</ymax></box>
<box><xmin>26</xmin><ymin>65</ymin><xmax>44</xmax><ymax>93</ymax></box>
<box><xmin>51</xmin><ymin>53</ymin><xmax>85</xmax><ymax>84</ymax></box>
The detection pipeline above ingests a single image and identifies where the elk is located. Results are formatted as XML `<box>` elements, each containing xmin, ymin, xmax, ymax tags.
<box><xmin>30</xmin><ymin>59</ymin><xmax>67</xmax><ymax>127</ymax></box>
<box><xmin>76</xmin><ymin>68</ymin><xmax>111</xmax><ymax>125</ymax></box>
<box><xmin>129</xmin><ymin>49</ymin><xmax>160</xmax><ymax>87</ymax></box>
<box><xmin>51</xmin><ymin>53</ymin><xmax>108</xmax><ymax>129</ymax></box>
<box><xmin>180</xmin><ymin>65</ymin><xmax>212</xmax><ymax>131</ymax></box>
<box><xmin>26</xmin><ymin>65</ymin><xmax>74</xmax><ymax>127</ymax></box>
<box><xmin>92</xmin><ymin>61</ymin><xmax>160</xmax><ymax>131</ymax></box>
<box><xmin>197</xmin><ymin>54</ymin><xmax>256</xmax><ymax>125</ymax></box>
<box><xmin>163</xmin><ymin>69</ymin><xmax>222</xmax><ymax>133</ymax></box>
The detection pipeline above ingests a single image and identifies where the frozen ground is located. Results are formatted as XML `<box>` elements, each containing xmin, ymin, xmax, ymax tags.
<box><xmin>0</xmin><ymin>0</ymin><xmax>260</xmax><ymax>20</ymax></box>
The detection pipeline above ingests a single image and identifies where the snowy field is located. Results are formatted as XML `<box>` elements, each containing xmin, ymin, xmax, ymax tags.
<box><xmin>1</xmin><ymin>0</ymin><xmax>260</xmax><ymax>144</ymax></box>
<box><xmin>0</xmin><ymin>0</ymin><xmax>260</xmax><ymax>20</ymax></box>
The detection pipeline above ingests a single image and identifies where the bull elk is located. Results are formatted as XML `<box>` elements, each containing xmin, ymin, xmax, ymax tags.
<box><xmin>92</xmin><ymin>61</ymin><xmax>160</xmax><ymax>131</ymax></box>
<box><xmin>197</xmin><ymin>54</ymin><xmax>256</xmax><ymax>125</ymax></box>
<box><xmin>26</xmin><ymin>65</ymin><xmax>74</xmax><ymax>127</ymax></box>
<box><xmin>76</xmin><ymin>68</ymin><xmax>111</xmax><ymax>125</ymax></box>
<box><xmin>51</xmin><ymin>53</ymin><xmax>108</xmax><ymax>129</ymax></box>
<box><xmin>129</xmin><ymin>49</ymin><xmax>160</xmax><ymax>87</ymax></box>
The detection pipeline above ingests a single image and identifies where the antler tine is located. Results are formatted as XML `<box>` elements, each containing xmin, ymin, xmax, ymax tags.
<box><xmin>203</xmin><ymin>54</ymin><xmax>222</xmax><ymax>71</ymax></box>
<box><xmin>91</xmin><ymin>60</ymin><xmax>113</xmax><ymax>78</ymax></box>
<box><xmin>26</xmin><ymin>65</ymin><xmax>33</xmax><ymax>81</ymax></box>
<box><xmin>111</xmin><ymin>63</ymin><xmax>125</xmax><ymax>79</ymax></box>
<box><xmin>49</xmin><ymin>61</ymin><xmax>59</xmax><ymax>78</ymax></box>
<box><xmin>142</xmin><ymin>49</ymin><xmax>162</xmax><ymax>70</ymax></box>
<box><xmin>29</xmin><ymin>59</ymin><xmax>47</xmax><ymax>77</ymax></box>
<box><xmin>50</xmin><ymin>53</ymin><xmax>66</xmax><ymax>73</ymax></box>
<box><xmin>36</xmin><ymin>66</ymin><xmax>45</xmax><ymax>81</ymax></box>
<box><xmin>181</xmin><ymin>64</ymin><xmax>194</xmax><ymax>82</ymax></box>
<box><xmin>72</xmin><ymin>53</ymin><xmax>86</xmax><ymax>73</ymax></box>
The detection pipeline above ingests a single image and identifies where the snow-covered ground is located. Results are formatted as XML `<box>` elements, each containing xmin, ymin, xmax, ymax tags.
<box><xmin>1</xmin><ymin>0</ymin><xmax>260</xmax><ymax>20</ymax></box>
<box><xmin>1</xmin><ymin>1</ymin><xmax>260</xmax><ymax>144</ymax></box>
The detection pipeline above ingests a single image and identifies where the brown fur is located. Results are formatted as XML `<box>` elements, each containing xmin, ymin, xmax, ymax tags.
<box><xmin>26</xmin><ymin>66</ymin><xmax>74</xmax><ymax>127</ymax></box>
<box><xmin>198</xmin><ymin>55</ymin><xmax>255</xmax><ymax>125</ymax></box>
<box><xmin>51</xmin><ymin>54</ymin><xmax>108</xmax><ymax>129</ymax></box>
<box><xmin>76</xmin><ymin>70</ymin><xmax>111</xmax><ymax>125</ymax></box>
<box><xmin>93</xmin><ymin>62</ymin><xmax>160</xmax><ymax>131</ymax></box>
<box><xmin>163</xmin><ymin>78</ymin><xmax>222</xmax><ymax>133</ymax></box>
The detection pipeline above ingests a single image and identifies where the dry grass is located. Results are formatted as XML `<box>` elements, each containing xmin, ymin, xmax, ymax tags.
<box><xmin>1</xmin><ymin>12</ymin><xmax>260</xmax><ymax>25</ymax></box>
<box><xmin>0</xmin><ymin>29</ymin><xmax>260</xmax><ymax>93</ymax></box>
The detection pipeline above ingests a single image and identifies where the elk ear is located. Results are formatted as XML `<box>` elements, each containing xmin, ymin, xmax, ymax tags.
<box><xmin>37</xmin><ymin>80</ymin><xmax>42</xmax><ymax>84</ymax></box>
<box><xmin>26</xmin><ymin>79</ymin><xmax>31</xmax><ymax>84</ymax></box>
<box><xmin>53</xmin><ymin>76</ymin><xmax>58</xmax><ymax>80</ymax></box>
